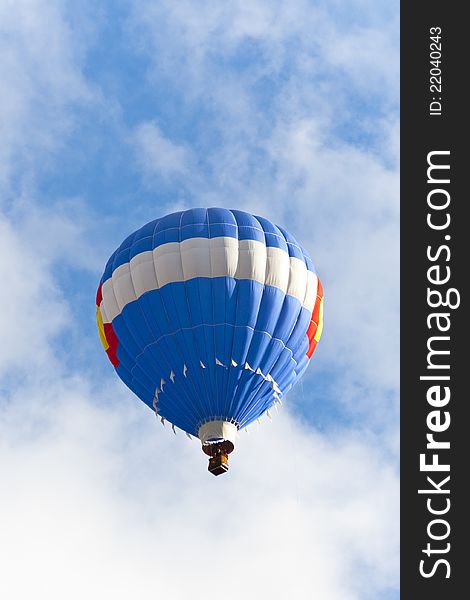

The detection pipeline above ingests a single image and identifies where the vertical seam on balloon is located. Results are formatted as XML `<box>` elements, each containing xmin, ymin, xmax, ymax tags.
<box><xmin>103</xmin><ymin>235</ymin><xmax>147</xmax><ymax>375</ymax></box>
<box><xmin>161</xmin><ymin>215</ymin><xmax>208</xmax><ymax>428</ymax></box>
<box><xmin>220</xmin><ymin>224</ymin><xmax>235</xmax><ymax>422</ymax></box>
<box><xmin>207</xmin><ymin>210</ymin><xmax>221</xmax><ymax>421</ymax></box>
<box><xmin>231</xmin><ymin>214</ymin><xmax>268</xmax><ymax>423</ymax></box>
<box><xmin>177</xmin><ymin>211</ymin><xmax>212</xmax><ymax>426</ymax></box>
<box><xmin>238</xmin><ymin>220</ymin><xmax>291</xmax><ymax>421</ymax></box>
<box><xmin>133</xmin><ymin>299</ymin><xmax>202</xmax><ymax>429</ymax></box>
<box><xmin>192</xmin><ymin>212</ymin><xmax>214</xmax><ymax>422</ymax></box>
<box><xmin>111</xmin><ymin>231</ymin><xmax>146</xmax><ymax>375</ymax></box>
<box><xmin>239</xmin><ymin>226</ymin><xmax>306</xmax><ymax>425</ymax></box>
<box><xmin>164</xmin><ymin>283</ymin><xmax>208</xmax><ymax>427</ymax></box>
<box><xmin>140</xmin><ymin>220</ymin><xmax>200</xmax><ymax>426</ymax></box>
<box><xmin>237</xmin><ymin>336</ymin><xmax>301</xmax><ymax>426</ymax></box>
<box><xmin>274</xmin><ymin>230</ymin><xmax>306</xmax><ymax>345</ymax></box>
<box><xmin>130</xmin><ymin>280</ymin><xmax>203</xmax><ymax>429</ymax></box>
<box><xmin>115</xmin><ymin>361</ymin><xmax>157</xmax><ymax>403</ymax></box>
<box><xmin>238</xmin><ymin>389</ymin><xmax>275</xmax><ymax>428</ymax></box>
<box><xmin>232</xmin><ymin>217</ymin><xmax>287</xmax><ymax>425</ymax></box>
<box><xmin>143</xmin><ymin>217</ymin><xmax>200</xmax><ymax>427</ymax></box>
<box><xmin>223</xmin><ymin>210</ymin><xmax>246</xmax><ymax>423</ymax></box>
<box><xmin>259</xmin><ymin>241</ymin><xmax>311</xmax><ymax>407</ymax></box>
<box><xmin>240</xmin><ymin>366</ymin><xmax>292</xmax><ymax>426</ymax></box>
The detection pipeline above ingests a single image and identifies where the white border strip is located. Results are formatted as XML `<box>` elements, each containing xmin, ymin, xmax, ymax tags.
<box><xmin>100</xmin><ymin>237</ymin><xmax>317</xmax><ymax>323</ymax></box>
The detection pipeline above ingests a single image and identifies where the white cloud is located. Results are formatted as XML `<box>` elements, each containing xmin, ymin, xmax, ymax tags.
<box><xmin>0</xmin><ymin>213</ymin><xmax>67</xmax><ymax>378</ymax></box>
<box><xmin>0</xmin><ymin>376</ymin><xmax>398</xmax><ymax>600</ymax></box>
<box><xmin>0</xmin><ymin>1</ymin><xmax>399</xmax><ymax>598</ymax></box>
<box><xmin>130</xmin><ymin>0</ymin><xmax>398</xmax><ymax>111</ymax></box>
<box><xmin>0</xmin><ymin>197</ymin><xmax>104</xmax><ymax>380</ymax></box>
<box><xmin>133</xmin><ymin>121</ymin><xmax>191</xmax><ymax>179</ymax></box>
<box><xmin>0</xmin><ymin>0</ymin><xmax>94</xmax><ymax>191</ymax></box>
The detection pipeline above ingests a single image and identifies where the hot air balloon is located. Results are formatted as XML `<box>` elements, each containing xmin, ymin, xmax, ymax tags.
<box><xmin>96</xmin><ymin>208</ymin><xmax>323</xmax><ymax>475</ymax></box>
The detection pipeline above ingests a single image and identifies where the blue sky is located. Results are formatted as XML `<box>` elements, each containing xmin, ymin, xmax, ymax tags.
<box><xmin>1</xmin><ymin>2</ymin><xmax>399</xmax><ymax>598</ymax></box>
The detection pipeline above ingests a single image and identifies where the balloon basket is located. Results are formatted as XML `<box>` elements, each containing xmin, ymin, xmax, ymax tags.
<box><xmin>202</xmin><ymin>437</ymin><xmax>234</xmax><ymax>476</ymax></box>
<box><xmin>208</xmin><ymin>452</ymin><xmax>229</xmax><ymax>476</ymax></box>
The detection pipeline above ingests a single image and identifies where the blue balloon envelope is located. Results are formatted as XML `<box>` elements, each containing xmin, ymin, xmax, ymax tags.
<box><xmin>96</xmin><ymin>208</ymin><xmax>323</xmax><ymax>474</ymax></box>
